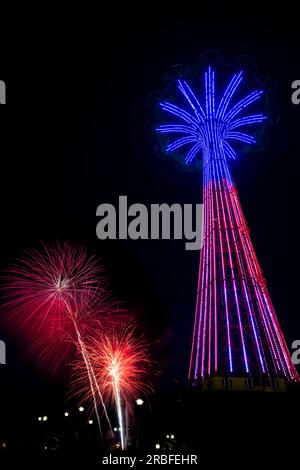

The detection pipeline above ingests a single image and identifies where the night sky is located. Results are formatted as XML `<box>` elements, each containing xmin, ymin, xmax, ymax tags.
<box><xmin>0</xmin><ymin>12</ymin><xmax>300</xmax><ymax>425</ymax></box>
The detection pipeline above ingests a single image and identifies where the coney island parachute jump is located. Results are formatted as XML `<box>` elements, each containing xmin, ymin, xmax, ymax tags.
<box><xmin>156</xmin><ymin>64</ymin><xmax>299</xmax><ymax>384</ymax></box>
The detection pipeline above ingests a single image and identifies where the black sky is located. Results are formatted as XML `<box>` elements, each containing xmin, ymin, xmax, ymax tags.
<box><xmin>0</xmin><ymin>12</ymin><xmax>300</xmax><ymax>421</ymax></box>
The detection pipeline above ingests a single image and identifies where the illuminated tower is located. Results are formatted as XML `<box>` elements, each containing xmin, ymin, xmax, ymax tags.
<box><xmin>157</xmin><ymin>66</ymin><xmax>298</xmax><ymax>384</ymax></box>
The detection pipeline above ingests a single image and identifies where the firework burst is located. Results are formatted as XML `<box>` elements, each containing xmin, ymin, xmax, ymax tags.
<box><xmin>1</xmin><ymin>241</ymin><xmax>126</xmax><ymax>436</ymax></box>
<box><xmin>71</xmin><ymin>324</ymin><xmax>153</xmax><ymax>449</ymax></box>
<box><xmin>1</xmin><ymin>242</ymin><xmax>108</xmax><ymax>367</ymax></box>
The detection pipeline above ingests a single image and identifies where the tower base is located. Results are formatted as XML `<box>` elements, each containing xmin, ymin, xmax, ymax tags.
<box><xmin>193</xmin><ymin>376</ymin><xmax>287</xmax><ymax>392</ymax></box>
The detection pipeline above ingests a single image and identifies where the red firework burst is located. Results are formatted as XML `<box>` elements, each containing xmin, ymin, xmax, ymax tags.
<box><xmin>72</xmin><ymin>324</ymin><xmax>153</xmax><ymax>413</ymax></box>
<box><xmin>1</xmin><ymin>242</ymin><xmax>122</xmax><ymax>374</ymax></box>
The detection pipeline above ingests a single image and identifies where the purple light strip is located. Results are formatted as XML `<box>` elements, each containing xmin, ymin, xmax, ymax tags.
<box><xmin>211</xmin><ymin>152</ymin><xmax>233</xmax><ymax>373</ymax></box>
<box><xmin>200</xmin><ymin>154</ymin><xmax>211</xmax><ymax>377</ymax></box>
<box><xmin>229</xmin><ymin>178</ymin><xmax>288</xmax><ymax>376</ymax></box>
<box><xmin>188</xmin><ymin>228</ymin><xmax>204</xmax><ymax>380</ymax></box>
<box><xmin>233</xmin><ymin>194</ymin><xmax>287</xmax><ymax>373</ymax></box>
<box><xmin>215</xmin><ymin>155</ymin><xmax>249</xmax><ymax>373</ymax></box>
<box><xmin>222</xmin><ymin>162</ymin><xmax>282</xmax><ymax>375</ymax></box>
<box><xmin>211</xmin><ymin>175</ymin><xmax>218</xmax><ymax>372</ymax></box>
<box><xmin>193</xmin><ymin>153</ymin><xmax>209</xmax><ymax>380</ymax></box>
<box><xmin>221</xmin><ymin>175</ymin><xmax>267</xmax><ymax>374</ymax></box>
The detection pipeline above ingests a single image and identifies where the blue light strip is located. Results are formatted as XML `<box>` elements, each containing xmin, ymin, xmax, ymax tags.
<box><xmin>217</xmin><ymin>71</ymin><xmax>243</xmax><ymax>119</ymax></box>
<box><xmin>226</xmin><ymin>132</ymin><xmax>256</xmax><ymax>144</ymax></box>
<box><xmin>211</xmin><ymin>69</ymin><xmax>216</xmax><ymax>117</ymax></box>
<box><xmin>223</xmin><ymin>141</ymin><xmax>237</xmax><ymax>160</ymax></box>
<box><xmin>166</xmin><ymin>136</ymin><xmax>197</xmax><ymax>152</ymax></box>
<box><xmin>156</xmin><ymin>124</ymin><xmax>197</xmax><ymax>135</ymax></box>
<box><xmin>177</xmin><ymin>80</ymin><xmax>206</xmax><ymax>122</ymax></box>
<box><xmin>159</xmin><ymin>102</ymin><xmax>199</xmax><ymax>127</ymax></box>
<box><xmin>185</xmin><ymin>143</ymin><xmax>203</xmax><ymax>164</ymax></box>
<box><xmin>206</xmin><ymin>66</ymin><xmax>215</xmax><ymax>119</ymax></box>
<box><xmin>205</xmin><ymin>70</ymin><xmax>209</xmax><ymax>119</ymax></box>
<box><xmin>227</xmin><ymin>114</ymin><xmax>267</xmax><ymax>131</ymax></box>
<box><xmin>224</xmin><ymin>90</ymin><xmax>263</xmax><ymax>123</ymax></box>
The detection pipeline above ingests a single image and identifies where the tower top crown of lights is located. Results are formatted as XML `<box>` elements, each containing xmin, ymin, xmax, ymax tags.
<box><xmin>157</xmin><ymin>66</ymin><xmax>267</xmax><ymax>165</ymax></box>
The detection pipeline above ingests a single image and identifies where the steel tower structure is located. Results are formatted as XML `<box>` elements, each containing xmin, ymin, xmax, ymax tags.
<box><xmin>157</xmin><ymin>66</ymin><xmax>298</xmax><ymax>383</ymax></box>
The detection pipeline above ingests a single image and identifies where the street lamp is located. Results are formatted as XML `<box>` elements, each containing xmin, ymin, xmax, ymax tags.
<box><xmin>42</xmin><ymin>416</ymin><xmax>48</xmax><ymax>422</ymax></box>
<box><xmin>155</xmin><ymin>443</ymin><xmax>160</xmax><ymax>450</ymax></box>
<box><xmin>78</xmin><ymin>406</ymin><xmax>84</xmax><ymax>412</ymax></box>
<box><xmin>64</xmin><ymin>412</ymin><xmax>69</xmax><ymax>417</ymax></box>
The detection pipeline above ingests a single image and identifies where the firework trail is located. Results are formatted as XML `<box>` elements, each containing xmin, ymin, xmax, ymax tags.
<box><xmin>71</xmin><ymin>324</ymin><xmax>153</xmax><ymax>450</ymax></box>
<box><xmin>1</xmin><ymin>242</ymin><xmax>124</xmax><ymax>436</ymax></box>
